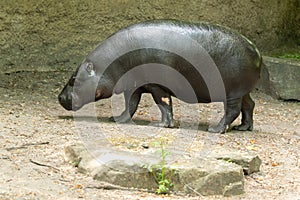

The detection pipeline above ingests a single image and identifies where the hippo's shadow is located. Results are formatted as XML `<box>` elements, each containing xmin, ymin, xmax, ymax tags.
<box><xmin>58</xmin><ymin>115</ymin><xmax>208</xmax><ymax>131</ymax></box>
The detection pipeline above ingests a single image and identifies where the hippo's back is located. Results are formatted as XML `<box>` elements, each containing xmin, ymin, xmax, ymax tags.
<box><xmin>123</xmin><ymin>20</ymin><xmax>262</xmax><ymax>100</ymax></box>
<box><xmin>127</xmin><ymin>19</ymin><xmax>261</xmax><ymax>61</ymax></box>
<box><xmin>90</xmin><ymin>19</ymin><xmax>262</xmax><ymax>102</ymax></box>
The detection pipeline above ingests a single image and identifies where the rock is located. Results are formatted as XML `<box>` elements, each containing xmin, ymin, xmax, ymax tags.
<box><xmin>223</xmin><ymin>181</ymin><xmax>244</xmax><ymax>197</ymax></box>
<box><xmin>176</xmin><ymin>158</ymin><xmax>244</xmax><ymax>196</ymax></box>
<box><xmin>64</xmin><ymin>144</ymin><xmax>86</xmax><ymax>167</ymax></box>
<box><xmin>208</xmin><ymin>150</ymin><xmax>262</xmax><ymax>175</ymax></box>
<box><xmin>257</xmin><ymin>56</ymin><xmax>300</xmax><ymax>101</ymax></box>
<box><xmin>64</xmin><ymin>143</ymin><xmax>263</xmax><ymax>196</ymax></box>
<box><xmin>65</xmin><ymin>143</ymin><xmax>158</xmax><ymax>189</ymax></box>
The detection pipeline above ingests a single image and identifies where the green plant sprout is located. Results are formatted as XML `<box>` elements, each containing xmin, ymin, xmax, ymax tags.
<box><xmin>277</xmin><ymin>53</ymin><xmax>300</xmax><ymax>60</ymax></box>
<box><xmin>142</xmin><ymin>139</ymin><xmax>177</xmax><ymax>194</ymax></box>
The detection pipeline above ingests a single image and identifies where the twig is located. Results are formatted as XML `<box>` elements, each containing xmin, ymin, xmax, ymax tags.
<box><xmin>29</xmin><ymin>159</ymin><xmax>60</xmax><ymax>171</ymax></box>
<box><xmin>5</xmin><ymin>142</ymin><xmax>49</xmax><ymax>151</ymax></box>
<box><xmin>248</xmin><ymin>176</ymin><xmax>264</xmax><ymax>185</ymax></box>
<box><xmin>3</xmin><ymin>69</ymin><xmax>72</xmax><ymax>75</ymax></box>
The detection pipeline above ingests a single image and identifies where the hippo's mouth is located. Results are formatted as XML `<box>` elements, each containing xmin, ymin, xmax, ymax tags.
<box><xmin>59</xmin><ymin>100</ymin><xmax>82</xmax><ymax>111</ymax></box>
<box><xmin>58</xmin><ymin>92</ymin><xmax>83</xmax><ymax>111</ymax></box>
<box><xmin>70</xmin><ymin>93</ymin><xmax>85</xmax><ymax>111</ymax></box>
<box><xmin>71</xmin><ymin>104</ymin><xmax>83</xmax><ymax>111</ymax></box>
<box><xmin>58</xmin><ymin>100</ymin><xmax>75</xmax><ymax>111</ymax></box>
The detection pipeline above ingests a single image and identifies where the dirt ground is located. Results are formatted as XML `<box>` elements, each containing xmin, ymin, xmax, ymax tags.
<box><xmin>0</xmin><ymin>70</ymin><xmax>299</xmax><ymax>200</ymax></box>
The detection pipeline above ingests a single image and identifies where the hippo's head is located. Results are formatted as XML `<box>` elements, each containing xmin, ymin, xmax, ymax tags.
<box><xmin>58</xmin><ymin>61</ymin><xmax>113</xmax><ymax>111</ymax></box>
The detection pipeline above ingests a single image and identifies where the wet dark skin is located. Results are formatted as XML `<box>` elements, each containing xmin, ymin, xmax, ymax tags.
<box><xmin>58</xmin><ymin>19</ymin><xmax>262</xmax><ymax>134</ymax></box>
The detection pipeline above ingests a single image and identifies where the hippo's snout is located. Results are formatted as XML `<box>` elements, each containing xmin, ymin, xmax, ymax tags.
<box><xmin>58</xmin><ymin>87</ymin><xmax>84</xmax><ymax>111</ymax></box>
<box><xmin>58</xmin><ymin>82</ymin><xmax>77</xmax><ymax>111</ymax></box>
<box><xmin>58</xmin><ymin>93</ymin><xmax>73</xmax><ymax>111</ymax></box>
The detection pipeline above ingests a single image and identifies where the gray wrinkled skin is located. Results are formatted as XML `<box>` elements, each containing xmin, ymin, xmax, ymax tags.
<box><xmin>58</xmin><ymin>19</ymin><xmax>262</xmax><ymax>134</ymax></box>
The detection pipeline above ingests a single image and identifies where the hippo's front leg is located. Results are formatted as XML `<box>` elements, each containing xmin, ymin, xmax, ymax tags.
<box><xmin>208</xmin><ymin>117</ymin><xmax>226</xmax><ymax>134</ymax></box>
<box><xmin>110</xmin><ymin>89</ymin><xmax>142</xmax><ymax>123</ymax></box>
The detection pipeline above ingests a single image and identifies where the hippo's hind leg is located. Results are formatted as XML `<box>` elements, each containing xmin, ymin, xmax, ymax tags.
<box><xmin>232</xmin><ymin>93</ymin><xmax>255</xmax><ymax>131</ymax></box>
<box><xmin>208</xmin><ymin>98</ymin><xmax>242</xmax><ymax>134</ymax></box>
<box><xmin>110</xmin><ymin>88</ymin><xmax>142</xmax><ymax>123</ymax></box>
<box><xmin>145</xmin><ymin>85</ymin><xmax>174</xmax><ymax>128</ymax></box>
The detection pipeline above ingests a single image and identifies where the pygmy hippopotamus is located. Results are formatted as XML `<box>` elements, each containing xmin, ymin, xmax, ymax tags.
<box><xmin>58</xmin><ymin>19</ymin><xmax>262</xmax><ymax>134</ymax></box>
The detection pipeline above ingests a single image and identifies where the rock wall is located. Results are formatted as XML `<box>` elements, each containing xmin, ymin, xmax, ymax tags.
<box><xmin>257</xmin><ymin>57</ymin><xmax>300</xmax><ymax>101</ymax></box>
<box><xmin>0</xmin><ymin>0</ymin><xmax>298</xmax><ymax>71</ymax></box>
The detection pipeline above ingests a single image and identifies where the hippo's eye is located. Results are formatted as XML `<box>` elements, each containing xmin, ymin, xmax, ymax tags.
<box><xmin>86</xmin><ymin>62</ymin><xmax>93</xmax><ymax>71</ymax></box>
<box><xmin>86</xmin><ymin>62</ymin><xmax>95</xmax><ymax>77</ymax></box>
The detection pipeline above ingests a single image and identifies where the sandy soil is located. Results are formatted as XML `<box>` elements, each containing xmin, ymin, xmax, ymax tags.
<box><xmin>0</xmin><ymin>71</ymin><xmax>299</xmax><ymax>200</ymax></box>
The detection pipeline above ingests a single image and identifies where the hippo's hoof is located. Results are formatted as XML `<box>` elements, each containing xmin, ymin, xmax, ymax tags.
<box><xmin>109</xmin><ymin>115</ymin><xmax>131</xmax><ymax>123</ymax></box>
<box><xmin>207</xmin><ymin>126</ymin><xmax>226</xmax><ymax>134</ymax></box>
<box><xmin>232</xmin><ymin>124</ymin><xmax>253</xmax><ymax>131</ymax></box>
<box><xmin>152</xmin><ymin>121</ymin><xmax>174</xmax><ymax>128</ymax></box>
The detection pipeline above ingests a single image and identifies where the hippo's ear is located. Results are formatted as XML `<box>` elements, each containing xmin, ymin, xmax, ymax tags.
<box><xmin>86</xmin><ymin>62</ymin><xmax>96</xmax><ymax>77</ymax></box>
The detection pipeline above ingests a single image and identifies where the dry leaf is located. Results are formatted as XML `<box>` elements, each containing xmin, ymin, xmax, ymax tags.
<box><xmin>75</xmin><ymin>184</ymin><xmax>83</xmax><ymax>189</ymax></box>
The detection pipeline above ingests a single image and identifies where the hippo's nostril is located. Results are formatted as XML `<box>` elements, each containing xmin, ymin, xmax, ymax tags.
<box><xmin>58</xmin><ymin>94</ymin><xmax>65</xmax><ymax>103</ymax></box>
<box><xmin>58</xmin><ymin>94</ymin><xmax>73</xmax><ymax>110</ymax></box>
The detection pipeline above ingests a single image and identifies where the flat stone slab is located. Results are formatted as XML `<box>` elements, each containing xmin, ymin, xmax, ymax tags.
<box><xmin>258</xmin><ymin>56</ymin><xmax>300</xmax><ymax>101</ymax></box>
<box><xmin>207</xmin><ymin>149</ymin><xmax>262</xmax><ymax>175</ymax></box>
<box><xmin>65</xmin><ymin>143</ymin><xmax>262</xmax><ymax>196</ymax></box>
